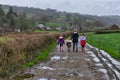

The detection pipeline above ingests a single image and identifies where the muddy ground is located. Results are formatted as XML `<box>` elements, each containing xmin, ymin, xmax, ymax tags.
<box><xmin>13</xmin><ymin>42</ymin><xmax>109</xmax><ymax>80</ymax></box>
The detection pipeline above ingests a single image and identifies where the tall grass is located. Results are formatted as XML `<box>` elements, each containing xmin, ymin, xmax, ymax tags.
<box><xmin>0</xmin><ymin>37</ymin><xmax>15</xmax><ymax>43</ymax></box>
<box><xmin>87</xmin><ymin>33</ymin><xmax>120</xmax><ymax>59</ymax></box>
<box><xmin>23</xmin><ymin>42</ymin><xmax>57</xmax><ymax>67</ymax></box>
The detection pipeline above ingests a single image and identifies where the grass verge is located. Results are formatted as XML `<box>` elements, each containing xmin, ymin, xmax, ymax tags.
<box><xmin>87</xmin><ymin>33</ymin><xmax>120</xmax><ymax>59</ymax></box>
<box><xmin>23</xmin><ymin>42</ymin><xmax>57</xmax><ymax>67</ymax></box>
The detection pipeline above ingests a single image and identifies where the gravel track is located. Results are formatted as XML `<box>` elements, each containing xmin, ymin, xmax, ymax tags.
<box><xmin>13</xmin><ymin>42</ymin><xmax>120</xmax><ymax>80</ymax></box>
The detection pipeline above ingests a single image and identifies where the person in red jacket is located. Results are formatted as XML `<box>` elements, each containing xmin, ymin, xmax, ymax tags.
<box><xmin>80</xmin><ymin>33</ymin><xmax>86</xmax><ymax>53</ymax></box>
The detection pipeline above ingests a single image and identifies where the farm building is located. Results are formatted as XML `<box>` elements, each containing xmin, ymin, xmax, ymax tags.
<box><xmin>107</xmin><ymin>24</ymin><xmax>119</xmax><ymax>30</ymax></box>
<box><xmin>36</xmin><ymin>24</ymin><xmax>46</xmax><ymax>30</ymax></box>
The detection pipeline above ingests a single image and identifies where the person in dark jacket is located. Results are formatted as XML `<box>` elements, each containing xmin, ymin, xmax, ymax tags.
<box><xmin>71</xmin><ymin>30</ymin><xmax>79</xmax><ymax>52</ymax></box>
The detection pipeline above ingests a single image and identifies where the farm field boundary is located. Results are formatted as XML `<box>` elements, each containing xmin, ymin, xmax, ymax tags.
<box><xmin>87</xmin><ymin>33</ymin><xmax>120</xmax><ymax>59</ymax></box>
<box><xmin>0</xmin><ymin>32</ymin><xmax>71</xmax><ymax>79</ymax></box>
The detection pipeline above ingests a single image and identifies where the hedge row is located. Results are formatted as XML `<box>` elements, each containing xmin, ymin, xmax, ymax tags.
<box><xmin>95</xmin><ymin>30</ymin><xmax>120</xmax><ymax>34</ymax></box>
<box><xmin>0</xmin><ymin>32</ymin><xmax>71</xmax><ymax>79</ymax></box>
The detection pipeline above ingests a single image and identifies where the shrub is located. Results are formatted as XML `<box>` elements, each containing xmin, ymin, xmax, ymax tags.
<box><xmin>0</xmin><ymin>32</ymin><xmax>71</xmax><ymax>79</ymax></box>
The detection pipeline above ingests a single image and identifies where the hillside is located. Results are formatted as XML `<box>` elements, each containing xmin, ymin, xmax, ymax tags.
<box><xmin>1</xmin><ymin>4</ymin><xmax>120</xmax><ymax>31</ymax></box>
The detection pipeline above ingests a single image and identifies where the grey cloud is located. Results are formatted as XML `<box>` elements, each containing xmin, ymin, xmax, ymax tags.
<box><xmin>0</xmin><ymin>0</ymin><xmax>120</xmax><ymax>15</ymax></box>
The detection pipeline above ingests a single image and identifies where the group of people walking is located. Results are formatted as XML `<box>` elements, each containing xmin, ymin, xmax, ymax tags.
<box><xmin>57</xmin><ymin>30</ymin><xmax>86</xmax><ymax>53</ymax></box>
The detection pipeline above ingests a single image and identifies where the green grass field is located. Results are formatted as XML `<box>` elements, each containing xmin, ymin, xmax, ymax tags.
<box><xmin>45</xmin><ymin>22</ymin><xmax>69</xmax><ymax>27</ymax></box>
<box><xmin>87</xmin><ymin>33</ymin><xmax>120</xmax><ymax>59</ymax></box>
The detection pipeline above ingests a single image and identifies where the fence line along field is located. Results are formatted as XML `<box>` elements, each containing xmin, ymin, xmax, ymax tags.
<box><xmin>87</xmin><ymin>33</ymin><xmax>120</xmax><ymax>59</ymax></box>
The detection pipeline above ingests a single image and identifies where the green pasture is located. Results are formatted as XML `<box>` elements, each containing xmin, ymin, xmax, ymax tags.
<box><xmin>45</xmin><ymin>22</ymin><xmax>69</xmax><ymax>27</ymax></box>
<box><xmin>87</xmin><ymin>33</ymin><xmax>120</xmax><ymax>58</ymax></box>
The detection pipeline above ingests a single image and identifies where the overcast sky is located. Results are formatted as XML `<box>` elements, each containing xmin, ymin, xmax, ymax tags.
<box><xmin>0</xmin><ymin>0</ymin><xmax>120</xmax><ymax>16</ymax></box>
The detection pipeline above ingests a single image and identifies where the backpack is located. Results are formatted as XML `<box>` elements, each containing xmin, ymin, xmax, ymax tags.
<box><xmin>81</xmin><ymin>40</ymin><xmax>86</xmax><ymax>46</ymax></box>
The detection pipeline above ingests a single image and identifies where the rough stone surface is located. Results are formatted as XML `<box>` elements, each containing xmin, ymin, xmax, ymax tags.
<box><xmin>16</xmin><ymin>42</ymin><xmax>107</xmax><ymax>80</ymax></box>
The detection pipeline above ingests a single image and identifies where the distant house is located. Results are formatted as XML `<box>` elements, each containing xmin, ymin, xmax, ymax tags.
<box><xmin>56</xmin><ymin>27</ymin><xmax>61</xmax><ymax>31</ymax></box>
<box><xmin>38</xmin><ymin>24</ymin><xmax>44</xmax><ymax>28</ymax></box>
<box><xmin>46</xmin><ymin>27</ymin><xmax>51</xmax><ymax>30</ymax></box>
<box><xmin>36</xmin><ymin>24</ymin><xmax>45</xmax><ymax>30</ymax></box>
<box><xmin>107</xmin><ymin>24</ymin><xmax>119</xmax><ymax>30</ymax></box>
<box><xmin>15</xmin><ymin>29</ymin><xmax>20</xmax><ymax>32</ymax></box>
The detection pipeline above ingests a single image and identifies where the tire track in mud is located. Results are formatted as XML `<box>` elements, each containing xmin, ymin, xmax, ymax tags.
<box><xmin>12</xmin><ymin>42</ymin><xmax>120</xmax><ymax>80</ymax></box>
<box><xmin>87</xmin><ymin>44</ymin><xmax>120</xmax><ymax>80</ymax></box>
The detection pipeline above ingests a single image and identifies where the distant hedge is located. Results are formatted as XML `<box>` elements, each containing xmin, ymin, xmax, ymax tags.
<box><xmin>95</xmin><ymin>30</ymin><xmax>120</xmax><ymax>34</ymax></box>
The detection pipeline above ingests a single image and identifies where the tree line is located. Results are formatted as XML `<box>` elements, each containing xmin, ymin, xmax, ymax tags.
<box><xmin>0</xmin><ymin>5</ymin><xmax>37</xmax><ymax>32</ymax></box>
<box><xmin>1</xmin><ymin>4</ymin><xmax>117</xmax><ymax>32</ymax></box>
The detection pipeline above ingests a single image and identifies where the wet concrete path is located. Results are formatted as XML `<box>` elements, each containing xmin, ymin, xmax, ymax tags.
<box><xmin>14</xmin><ymin>42</ymin><xmax>108</xmax><ymax>80</ymax></box>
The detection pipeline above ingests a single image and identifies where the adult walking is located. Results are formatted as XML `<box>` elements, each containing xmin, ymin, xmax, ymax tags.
<box><xmin>71</xmin><ymin>30</ymin><xmax>79</xmax><ymax>52</ymax></box>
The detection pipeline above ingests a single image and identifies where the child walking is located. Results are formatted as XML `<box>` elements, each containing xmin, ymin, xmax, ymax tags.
<box><xmin>80</xmin><ymin>33</ymin><xmax>86</xmax><ymax>53</ymax></box>
<box><xmin>66</xmin><ymin>38</ymin><xmax>72</xmax><ymax>52</ymax></box>
<box><xmin>57</xmin><ymin>34</ymin><xmax>65</xmax><ymax>52</ymax></box>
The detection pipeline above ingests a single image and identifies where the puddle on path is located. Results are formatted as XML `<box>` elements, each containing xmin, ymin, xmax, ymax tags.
<box><xmin>98</xmin><ymin>69</ymin><xmax>110</xmax><ymax>80</ymax></box>
<box><xmin>95</xmin><ymin>63</ymin><xmax>103</xmax><ymax>67</ymax></box>
<box><xmin>35</xmin><ymin>78</ymin><xmax>56</xmax><ymax>80</ymax></box>
<box><xmin>51</xmin><ymin>56</ymin><xmax>60</xmax><ymax>60</ymax></box>
<box><xmin>13</xmin><ymin>73</ymin><xmax>35</xmax><ymax>80</ymax></box>
<box><xmin>51</xmin><ymin>55</ymin><xmax>67</xmax><ymax>61</ymax></box>
<box><xmin>40</xmin><ymin>66</ymin><xmax>55</xmax><ymax>70</ymax></box>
